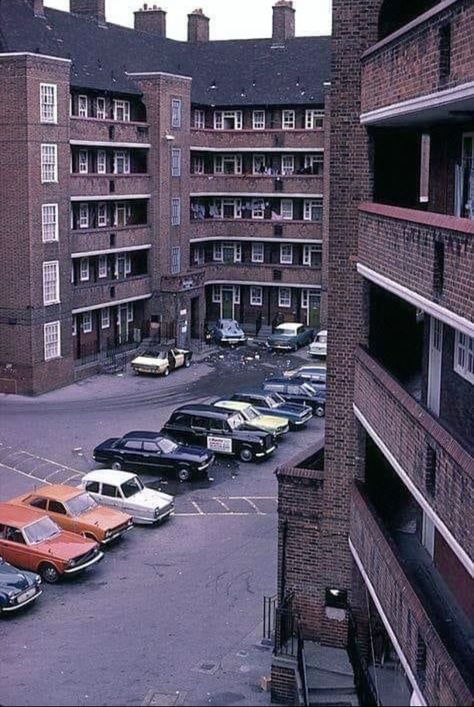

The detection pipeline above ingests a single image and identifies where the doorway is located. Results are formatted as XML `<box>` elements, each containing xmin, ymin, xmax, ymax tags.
<box><xmin>191</xmin><ymin>297</ymin><xmax>200</xmax><ymax>339</ymax></box>
<box><xmin>427</xmin><ymin>317</ymin><xmax>443</xmax><ymax>416</ymax></box>
<box><xmin>222</xmin><ymin>287</ymin><xmax>234</xmax><ymax>319</ymax></box>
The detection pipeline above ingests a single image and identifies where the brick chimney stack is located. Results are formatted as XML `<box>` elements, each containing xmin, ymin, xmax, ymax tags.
<box><xmin>134</xmin><ymin>4</ymin><xmax>167</xmax><ymax>37</ymax></box>
<box><xmin>272</xmin><ymin>0</ymin><xmax>296</xmax><ymax>43</ymax></box>
<box><xmin>27</xmin><ymin>0</ymin><xmax>45</xmax><ymax>18</ymax></box>
<box><xmin>188</xmin><ymin>8</ymin><xmax>210</xmax><ymax>42</ymax></box>
<box><xmin>70</xmin><ymin>0</ymin><xmax>106</xmax><ymax>27</ymax></box>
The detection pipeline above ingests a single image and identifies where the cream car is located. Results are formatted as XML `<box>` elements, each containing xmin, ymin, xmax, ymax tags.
<box><xmin>131</xmin><ymin>347</ymin><xmax>192</xmax><ymax>376</ymax></box>
<box><xmin>309</xmin><ymin>330</ymin><xmax>328</xmax><ymax>358</ymax></box>
<box><xmin>213</xmin><ymin>400</ymin><xmax>290</xmax><ymax>438</ymax></box>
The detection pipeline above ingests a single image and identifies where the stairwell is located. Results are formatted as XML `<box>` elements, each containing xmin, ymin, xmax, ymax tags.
<box><xmin>304</xmin><ymin>641</ymin><xmax>359</xmax><ymax>707</ymax></box>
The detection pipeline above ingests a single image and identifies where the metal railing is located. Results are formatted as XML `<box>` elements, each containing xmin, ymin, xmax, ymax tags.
<box><xmin>347</xmin><ymin>608</ymin><xmax>379</xmax><ymax>706</ymax></box>
<box><xmin>263</xmin><ymin>594</ymin><xmax>277</xmax><ymax>643</ymax></box>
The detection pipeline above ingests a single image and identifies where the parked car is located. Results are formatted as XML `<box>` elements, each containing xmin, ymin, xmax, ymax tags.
<box><xmin>212</xmin><ymin>319</ymin><xmax>247</xmax><ymax>346</ymax></box>
<box><xmin>162</xmin><ymin>405</ymin><xmax>275</xmax><ymax>463</ymax></box>
<box><xmin>283</xmin><ymin>364</ymin><xmax>327</xmax><ymax>385</ymax></box>
<box><xmin>0</xmin><ymin>503</ymin><xmax>103</xmax><ymax>584</ymax></box>
<box><xmin>263</xmin><ymin>378</ymin><xmax>326</xmax><ymax>417</ymax></box>
<box><xmin>9</xmin><ymin>485</ymin><xmax>133</xmax><ymax>545</ymax></box>
<box><xmin>80</xmin><ymin>470</ymin><xmax>175</xmax><ymax>526</ymax></box>
<box><xmin>213</xmin><ymin>399</ymin><xmax>290</xmax><ymax>438</ymax></box>
<box><xmin>93</xmin><ymin>431</ymin><xmax>215</xmax><ymax>483</ymax></box>
<box><xmin>131</xmin><ymin>347</ymin><xmax>192</xmax><ymax>376</ymax></box>
<box><xmin>266</xmin><ymin>323</ymin><xmax>314</xmax><ymax>352</ymax></box>
<box><xmin>0</xmin><ymin>557</ymin><xmax>42</xmax><ymax>615</ymax></box>
<box><xmin>309</xmin><ymin>330</ymin><xmax>327</xmax><ymax>358</ymax></box>
<box><xmin>230</xmin><ymin>390</ymin><xmax>313</xmax><ymax>430</ymax></box>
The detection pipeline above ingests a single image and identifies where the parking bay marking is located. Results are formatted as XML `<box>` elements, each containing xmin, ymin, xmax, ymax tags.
<box><xmin>176</xmin><ymin>496</ymin><xmax>277</xmax><ymax>517</ymax></box>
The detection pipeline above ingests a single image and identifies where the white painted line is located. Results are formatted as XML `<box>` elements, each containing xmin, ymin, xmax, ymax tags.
<box><xmin>175</xmin><ymin>512</ymin><xmax>257</xmax><ymax>517</ymax></box>
<box><xmin>214</xmin><ymin>498</ymin><xmax>231</xmax><ymax>512</ymax></box>
<box><xmin>0</xmin><ymin>462</ymin><xmax>53</xmax><ymax>486</ymax></box>
<box><xmin>242</xmin><ymin>498</ymin><xmax>265</xmax><ymax>515</ymax></box>
<box><xmin>190</xmin><ymin>501</ymin><xmax>205</xmax><ymax>515</ymax></box>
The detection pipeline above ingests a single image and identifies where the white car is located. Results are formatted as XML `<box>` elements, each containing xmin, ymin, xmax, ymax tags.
<box><xmin>80</xmin><ymin>470</ymin><xmax>175</xmax><ymax>526</ymax></box>
<box><xmin>309</xmin><ymin>330</ymin><xmax>328</xmax><ymax>358</ymax></box>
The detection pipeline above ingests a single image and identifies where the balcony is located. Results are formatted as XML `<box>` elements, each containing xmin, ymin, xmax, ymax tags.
<box><xmin>354</xmin><ymin>347</ymin><xmax>473</xmax><ymax>557</ymax></box>
<box><xmin>350</xmin><ymin>484</ymin><xmax>472</xmax><ymax>705</ymax></box>
<box><xmin>71</xmin><ymin>225</ymin><xmax>151</xmax><ymax>255</ymax></box>
<box><xmin>202</xmin><ymin>263</ymin><xmax>321</xmax><ymax>287</ymax></box>
<box><xmin>72</xmin><ymin>275</ymin><xmax>152</xmax><ymax>312</ymax></box>
<box><xmin>190</xmin><ymin>174</ymin><xmax>323</xmax><ymax>196</ymax></box>
<box><xmin>70</xmin><ymin>117</ymin><xmax>150</xmax><ymax>145</ymax></box>
<box><xmin>70</xmin><ymin>174</ymin><xmax>151</xmax><ymax>199</ymax></box>
<box><xmin>361</xmin><ymin>0</ymin><xmax>474</xmax><ymax>122</ymax></box>
<box><xmin>191</xmin><ymin>219</ymin><xmax>323</xmax><ymax>242</ymax></box>
<box><xmin>359</xmin><ymin>203</ymin><xmax>474</xmax><ymax>322</ymax></box>
<box><xmin>191</xmin><ymin>128</ymin><xmax>324</xmax><ymax>151</ymax></box>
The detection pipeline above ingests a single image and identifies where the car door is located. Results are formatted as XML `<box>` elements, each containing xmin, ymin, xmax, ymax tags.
<box><xmin>47</xmin><ymin>500</ymin><xmax>74</xmax><ymax>534</ymax></box>
<box><xmin>287</xmin><ymin>384</ymin><xmax>304</xmax><ymax>404</ymax></box>
<box><xmin>121</xmin><ymin>440</ymin><xmax>146</xmax><ymax>469</ymax></box>
<box><xmin>190</xmin><ymin>416</ymin><xmax>210</xmax><ymax>446</ymax></box>
<box><xmin>0</xmin><ymin>525</ymin><xmax>33</xmax><ymax>571</ymax></box>
<box><xmin>84</xmin><ymin>481</ymin><xmax>110</xmax><ymax>508</ymax></box>
<box><xmin>100</xmin><ymin>483</ymin><xmax>121</xmax><ymax>509</ymax></box>
<box><xmin>142</xmin><ymin>441</ymin><xmax>170</xmax><ymax>473</ymax></box>
<box><xmin>171</xmin><ymin>349</ymin><xmax>185</xmax><ymax>369</ymax></box>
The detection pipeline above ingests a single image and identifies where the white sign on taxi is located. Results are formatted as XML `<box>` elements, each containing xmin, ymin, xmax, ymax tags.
<box><xmin>207</xmin><ymin>436</ymin><xmax>233</xmax><ymax>454</ymax></box>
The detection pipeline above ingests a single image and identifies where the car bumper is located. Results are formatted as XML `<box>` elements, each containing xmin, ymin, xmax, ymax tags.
<box><xmin>267</xmin><ymin>343</ymin><xmax>294</xmax><ymax>350</ymax></box>
<box><xmin>220</xmin><ymin>338</ymin><xmax>247</xmax><ymax>344</ymax></box>
<box><xmin>153</xmin><ymin>506</ymin><xmax>175</xmax><ymax>524</ymax></box>
<box><xmin>102</xmin><ymin>523</ymin><xmax>134</xmax><ymax>545</ymax></box>
<box><xmin>1</xmin><ymin>588</ymin><xmax>42</xmax><ymax>612</ymax></box>
<box><xmin>255</xmin><ymin>445</ymin><xmax>276</xmax><ymax>458</ymax></box>
<box><xmin>275</xmin><ymin>425</ymin><xmax>290</xmax><ymax>437</ymax></box>
<box><xmin>64</xmin><ymin>551</ymin><xmax>104</xmax><ymax>575</ymax></box>
<box><xmin>132</xmin><ymin>366</ymin><xmax>164</xmax><ymax>375</ymax></box>
<box><xmin>292</xmin><ymin>414</ymin><xmax>313</xmax><ymax>427</ymax></box>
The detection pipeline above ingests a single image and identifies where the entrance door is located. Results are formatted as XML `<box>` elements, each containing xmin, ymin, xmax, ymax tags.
<box><xmin>222</xmin><ymin>288</ymin><xmax>234</xmax><ymax>319</ymax></box>
<box><xmin>118</xmin><ymin>305</ymin><xmax>128</xmax><ymax>345</ymax></box>
<box><xmin>427</xmin><ymin>317</ymin><xmax>443</xmax><ymax>416</ymax></box>
<box><xmin>308</xmin><ymin>292</ymin><xmax>321</xmax><ymax>329</ymax></box>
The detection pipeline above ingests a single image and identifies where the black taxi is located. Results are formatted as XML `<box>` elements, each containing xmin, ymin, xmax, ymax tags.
<box><xmin>161</xmin><ymin>405</ymin><xmax>276</xmax><ymax>463</ymax></box>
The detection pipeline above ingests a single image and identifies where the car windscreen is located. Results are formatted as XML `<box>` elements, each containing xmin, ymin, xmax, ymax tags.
<box><xmin>302</xmin><ymin>382</ymin><xmax>317</xmax><ymax>395</ymax></box>
<box><xmin>241</xmin><ymin>406</ymin><xmax>259</xmax><ymax>420</ymax></box>
<box><xmin>66</xmin><ymin>493</ymin><xmax>98</xmax><ymax>516</ymax></box>
<box><xmin>276</xmin><ymin>328</ymin><xmax>294</xmax><ymax>337</ymax></box>
<box><xmin>121</xmin><ymin>477</ymin><xmax>145</xmax><ymax>498</ymax></box>
<box><xmin>23</xmin><ymin>517</ymin><xmax>61</xmax><ymax>544</ymax></box>
<box><xmin>158</xmin><ymin>438</ymin><xmax>178</xmax><ymax>454</ymax></box>
<box><xmin>228</xmin><ymin>413</ymin><xmax>245</xmax><ymax>430</ymax></box>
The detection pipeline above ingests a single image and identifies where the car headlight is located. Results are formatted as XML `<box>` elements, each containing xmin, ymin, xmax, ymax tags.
<box><xmin>154</xmin><ymin>508</ymin><xmax>161</xmax><ymax>518</ymax></box>
<box><xmin>259</xmin><ymin>439</ymin><xmax>265</xmax><ymax>446</ymax></box>
<box><xmin>105</xmin><ymin>530</ymin><xmax>112</xmax><ymax>539</ymax></box>
<box><xmin>67</xmin><ymin>558</ymin><xmax>76</xmax><ymax>569</ymax></box>
<box><xmin>35</xmin><ymin>576</ymin><xmax>42</xmax><ymax>586</ymax></box>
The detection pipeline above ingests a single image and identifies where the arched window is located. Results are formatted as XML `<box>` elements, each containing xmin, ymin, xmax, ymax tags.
<box><xmin>378</xmin><ymin>0</ymin><xmax>442</xmax><ymax>39</ymax></box>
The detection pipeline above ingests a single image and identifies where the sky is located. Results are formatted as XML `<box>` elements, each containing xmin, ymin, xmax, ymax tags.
<box><xmin>44</xmin><ymin>0</ymin><xmax>332</xmax><ymax>40</ymax></box>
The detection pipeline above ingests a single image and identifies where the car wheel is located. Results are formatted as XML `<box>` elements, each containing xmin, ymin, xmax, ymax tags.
<box><xmin>112</xmin><ymin>460</ymin><xmax>123</xmax><ymax>471</ymax></box>
<box><xmin>184</xmin><ymin>359</ymin><xmax>191</xmax><ymax>368</ymax></box>
<box><xmin>177</xmin><ymin>467</ymin><xmax>191</xmax><ymax>482</ymax></box>
<box><xmin>164</xmin><ymin>368</ymin><xmax>170</xmax><ymax>377</ymax></box>
<box><xmin>239</xmin><ymin>447</ymin><xmax>254</xmax><ymax>463</ymax></box>
<box><xmin>40</xmin><ymin>563</ymin><xmax>60</xmax><ymax>584</ymax></box>
<box><xmin>314</xmin><ymin>406</ymin><xmax>325</xmax><ymax>418</ymax></box>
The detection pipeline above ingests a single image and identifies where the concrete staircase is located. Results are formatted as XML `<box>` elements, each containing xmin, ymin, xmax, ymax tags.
<box><xmin>304</xmin><ymin>641</ymin><xmax>359</xmax><ymax>706</ymax></box>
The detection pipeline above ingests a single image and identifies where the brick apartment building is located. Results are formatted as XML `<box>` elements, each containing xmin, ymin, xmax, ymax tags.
<box><xmin>272</xmin><ymin>0</ymin><xmax>473</xmax><ymax>706</ymax></box>
<box><xmin>0</xmin><ymin>0</ymin><xmax>330</xmax><ymax>395</ymax></box>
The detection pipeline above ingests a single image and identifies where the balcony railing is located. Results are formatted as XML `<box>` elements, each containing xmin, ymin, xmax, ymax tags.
<box><xmin>72</xmin><ymin>275</ymin><xmax>152</xmax><ymax>311</ymax></box>
<box><xmin>202</xmin><ymin>263</ymin><xmax>321</xmax><ymax>286</ymax></box>
<box><xmin>361</xmin><ymin>0</ymin><xmax>474</xmax><ymax>117</ymax></box>
<box><xmin>71</xmin><ymin>225</ymin><xmax>151</xmax><ymax>255</ymax></box>
<box><xmin>350</xmin><ymin>484</ymin><xmax>472</xmax><ymax>705</ymax></box>
<box><xmin>359</xmin><ymin>203</ymin><xmax>474</xmax><ymax>321</ymax></box>
<box><xmin>190</xmin><ymin>174</ymin><xmax>323</xmax><ymax>196</ymax></box>
<box><xmin>70</xmin><ymin>174</ymin><xmax>151</xmax><ymax>198</ymax></box>
<box><xmin>70</xmin><ymin>117</ymin><xmax>150</xmax><ymax>145</ymax></box>
<box><xmin>191</xmin><ymin>128</ymin><xmax>324</xmax><ymax>151</ymax></box>
<box><xmin>191</xmin><ymin>219</ymin><xmax>323</xmax><ymax>242</ymax></box>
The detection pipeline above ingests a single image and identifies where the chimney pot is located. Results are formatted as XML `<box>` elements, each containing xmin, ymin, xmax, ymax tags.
<box><xmin>134</xmin><ymin>4</ymin><xmax>167</xmax><ymax>36</ymax></box>
<box><xmin>27</xmin><ymin>0</ymin><xmax>45</xmax><ymax>18</ymax></box>
<box><xmin>272</xmin><ymin>0</ymin><xmax>295</xmax><ymax>43</ymax></box>
<box><xmin>70</xmin><ymin>0</ymin><xmax>106</xmax><ymax>27</ymax></box>
<box><xmin>188</xmin><ymin>8</ymin><xmax>210</xmax><ymax>42</ymax></box>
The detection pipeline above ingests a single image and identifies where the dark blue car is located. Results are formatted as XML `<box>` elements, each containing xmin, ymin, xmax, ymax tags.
<box><xmin>263</xmin><ymin>378</ymin><xmax>326</xmax><ymax>417</ymax></box>
<box><xmin>231</xmin><ymin>390</ymin><xmax>313</xmax><ymax>430</ymax></box>
<box><xmin>0</xmin><ymin>557</ymin><xmax>42</xmax><ymax>615</ymax></box>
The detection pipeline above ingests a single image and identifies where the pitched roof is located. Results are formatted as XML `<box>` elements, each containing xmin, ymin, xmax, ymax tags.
<box><xmin>0</xmin><ymin>0</ymin><xmax>331</xmax><ymax>106</ymax></box>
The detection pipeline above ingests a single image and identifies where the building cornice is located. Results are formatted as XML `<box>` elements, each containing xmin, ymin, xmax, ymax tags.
<box><xmin>71</xmin><ymin>244</ymin><xmax>152</xmax><ymax>259</ymax></box>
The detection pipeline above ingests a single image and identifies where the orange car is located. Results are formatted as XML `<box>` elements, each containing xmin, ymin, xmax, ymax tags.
<box><xmin>9</xmin><ymin>485</ymin><xmax>133</xmax><ymax>546</ymax></box>
<box><xmin>0</xmin><ymin>503</ymin><xmax>103</xmax><ymax>584</ymax></box>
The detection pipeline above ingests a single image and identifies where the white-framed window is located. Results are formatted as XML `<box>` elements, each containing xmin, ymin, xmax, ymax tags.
<box><xmin>454</xmin><ymin>331</ymin><xmax>474</xmax><ymax>383</ymax></box>
<box><xmin>114</xmin><ymin>151</ymin><xmax>130</xmax><ymax>175</ymax></box>
<box><xmin>43</xmin><ymin>261</ymin><xmax>60</xmax><ymax>305</ymax></box>
<box><xmin>252</xmin><ymin>198</ymin><xmax>265</xmax><ymax>220</ymax></box>
<box><xmin>212</xmin><ymin>285</ymin><xmax>222</xmax><ymax>304</ymax></box>
<box><xmin>171</xmin><ymin>246</ymin><xmax>181</xmax><ymax>275</ymax></box>
<box><xmin>281</xmin><ymin>199</ymin><xmax>293</xmax><ymax>220</ymax></box>
<box><xmin>44</xmin><ymin>321</ymin><xmax>61</xmax><ymax>361</ymax></box>
<box><xmin>252</xmin><ymin>243</ymin><xmax>264</xmax><ymax>263</ymax></box>
<box><xmin>125</xmin><ymin>253</ymin><xmax>132</xmax><ymax>275</ymax></box>
<box><xmin>96</xmin><ymin>97</ymin><xmax>106</xmax><ymax>120</ymax></box>
<box><xmin>171</xmin><ymin>198</ymin><xmax>181</xmax><ymax>226</ymax></box>
<box><xmin>80</xmin><ymin>257</ymin><xmax>90</xmax><ymax>282</ymax></box>
<box><xmin>41</xmin><ymin>144</ymin><xmax>58</xmax><ymax>183</ymax></box>
<box><xmin>303</xmin><ymin>244</ymin><xmax>322</xmax><ymax>267</ymax></box>
<box><xmin>214</xmin><ymin>154</ymin><xmax>242</xmax><ymax>175</ymax></box>
<box><xmin>304</xmin><ymin>154</ymin><xmax>324</xmax><ymax>174</ymax></box>
<box><xmin>280</xmin><ymin>244</ymin><xmax>293</xmax><ymax>264</ymax></box>
<box><xmin>282</xmin><ymin>110</ymin><xmax>295</xmax><ymax>130</ymax></box>
<box><xmin>42</xmin><ymin>204</ymin><xmax>59</xmax><ymax>242</ymax></box>
<box><xmin>222</xmin><ymin>198</ymin><xmax>241</xmax><ymax>219</ymax></box>
<box><xmin>214</xmin><ymin>242</ymin><xmax>241</xmax><ymax>263</ymax></box>
<box><xmin>101</xmin><ymin>308</ymin><xmax>110</xmax><ymax>329</ymax></box>
<box><xmin>253</xmin><ymin>110</ymin><xmax>266</xmax><ymax>130</ymax></box>
<box><xmin>279</xmin><ymin>287</ymin><xmax>292</xmax><ymax>308</ymax></box>
<box><xmin>127</xmin><ymin>302</ymin><xmax>134</xmax><ymax>323</ymax></box>
<box><xmin>250</xmin><ymin>286</ymin><xmax>263</xmax><ymax>306</ymax></box>
<box><xmin>78</xmin><ymin>150</ymin><xmax>89</xmax><ymax>174</ymax></box>
<box><xmin>193</xmin><ymin>156</ymin><xmax>205</xmax><ymax>175</ymax></box>
<box><xmin>78</xmin><ymin>95</ymin><xmax>88</xmax><ymax>118</ymax></box>
<box><xmin>194</xmin><ymin>109</ymin><xmax>205</xmax><ymax>129</ymax></box>
<box><xmin>171</xmin><ymin>98</ymin><xmax>182</xmax><ymax>129</ymax></box>
<box><xmin>193</xmin><ymin>246</ymin><xmax>205</xmax><ymax>265</ymax></box>
<box><xmin>305</xmin><ymin>109</ymin><xmax>324</xmax><ymax>129</ymax></box>
<box><xmin>233</xmin><ymin>286</ymin><xmax>240</xmax><ymax>305</ymax></box>
<box><xmin>214</xmin><ymin>110</ymin><xmax>243</xmax><ymax>130</ymax></box>
<box><xmin>113</xmin><ymin>99</ymin><xmax>130</xmax><ymax>122</ymax></box>
<box><xmin>304</xmin><ymin>199</ymin><xmax>323</xmax><ymax>222</ymax></box>
<box><xmin>79</xmin><ymin>203</ymin><xmax>89</xmax><ymax>229</ymax></box>
<box><xmin>213</xmin><ymin>243</ymin><xmax>223</xmax><ymax>262</ymax></box>
<box><xmin>171</xmin><ymin>148</ymin><xmax>181</xmax><ymax>177</ymax></box>
<box><xmin>98</xmin><ymin>255</ymin><xmax>108</xmax><ymax>278</ymax></box>
<box><xmin>301</xmin><ymin>290</ymin><xmax>309</xmax><ymax>309</ymax></box>
<box><xmin>40</xmin><ymin>84</ymin><xmax>57</xmax><ymax>124</ymax></box>
<box><xmin>97</xmin><ymin>150</ymin><xmax>107</xmax><ymax>174</ymax></box>
<box><xmin>253</xmin><ymin>154</ymin><xmax>267</xmax><ymax>175</ymax></box>
<box><xmin>98</xmin><ymin>203</ymin><xmax>107</xmax><ymax>227</ymax></box>
<box><xmin>82</xmin><ymin>311</ymin><xmax>92</xmax><ymax>334</ymax></box>
<box><xmin>114</xmin><ymin>202</ymin><xmax>130</xmax><ymax>227</ymax></box>
<box><xmin>72</xmin><ymin>316</ymin><xmax>77</xmax><ymax>337</ymax></box>
<box><xmin>281</xmin><ymin>154</ymin><xmax>295</xmax><ymax>175</ymax></box>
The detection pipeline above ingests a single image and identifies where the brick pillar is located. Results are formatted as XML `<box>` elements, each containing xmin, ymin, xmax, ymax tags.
<box><xmin>134</xmin><ymin>5</ymin><xmax>167</xmax><ymax>37</ymax></box>
<box><xmin>188</xmin><ymin>9</ymin><xmax>210</xmax><ymax>42</ymax></box>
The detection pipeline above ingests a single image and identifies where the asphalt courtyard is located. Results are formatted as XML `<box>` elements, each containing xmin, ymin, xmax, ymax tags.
<box><xmin>0</xmin><ymin>347</ymin><xmax>324</xmax><ymax>707</ymax></box>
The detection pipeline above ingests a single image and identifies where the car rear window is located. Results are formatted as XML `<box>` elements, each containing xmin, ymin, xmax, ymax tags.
<box><xmin>85</xmin><ymin>481</ymin><xmax>100</xmax><ymax>494</ymax></box>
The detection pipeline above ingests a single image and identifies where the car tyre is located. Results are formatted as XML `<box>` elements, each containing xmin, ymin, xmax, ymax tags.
<box><xmin>184</xmin><ymin>359</ymin><xmax>191</xmax><ymax>369</ymax></box>
<box><xmin>239</xmin><ymin>446</ymin><xmax>254</xmax><ymax>463</ymax></box>
<box><xmin>314</xmin><ymin>406</ymin><xmax>325</xmax><ymax>418</ymax></box>
<box><xmin>112</xmin><ymin>460</ymin><xmax>123</xmax><ymax>471</ymax></box>
<box><xmin>164</xmin><ymin>368</ymin><xmax>170</xmax><ymax>377</ymax></box>
<box><xmin>177</xmin><ymin>467</ymin><xmax>191</xmax><ymax>482</ymax></box>
<box><xmin>40</xmin><ymin>563</ymin><xmax>60</xmax><ymax>584</ymax></box>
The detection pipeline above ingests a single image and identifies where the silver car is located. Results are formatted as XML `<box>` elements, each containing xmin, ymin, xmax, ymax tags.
<box><xmin>212</xmin><ymin>319</ymin><xmax>247</xmax><ymax>345</ymax></box>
